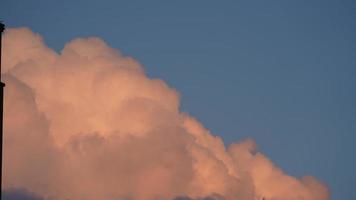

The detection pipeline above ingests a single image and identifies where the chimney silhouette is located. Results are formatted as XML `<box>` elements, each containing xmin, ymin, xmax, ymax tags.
<box><xmin>0</xmin><ymin>21</ymin><xmax>5</xmax><ymax>199</ymax></box>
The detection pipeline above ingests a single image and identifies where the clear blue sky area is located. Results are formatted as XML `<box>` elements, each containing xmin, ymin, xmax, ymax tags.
<box><xmin>1</xmin><ymin>1</ymin><xmax>355</xmax><ymax>199</ymax></box>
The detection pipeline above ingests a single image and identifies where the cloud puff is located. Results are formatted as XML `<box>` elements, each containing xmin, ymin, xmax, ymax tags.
<box><xmin>2</xmin><ymin>28</ymin><xmax>329</xmax><ymax>200</ymax></box>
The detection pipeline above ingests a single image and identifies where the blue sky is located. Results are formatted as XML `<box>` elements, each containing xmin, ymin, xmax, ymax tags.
<box><xmin>1</xmin><ymin>0</ymin><xmax>355</xmax><ymax>199</ymax></box>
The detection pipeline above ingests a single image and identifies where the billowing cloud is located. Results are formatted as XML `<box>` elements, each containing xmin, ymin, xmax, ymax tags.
<box><xmin>2</xmin><ymin>28</ymin><xmax>329</xmax><ymax>200</ymax></box>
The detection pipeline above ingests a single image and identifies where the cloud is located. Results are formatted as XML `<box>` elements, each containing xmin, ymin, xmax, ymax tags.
<box><xmin>2</xmin><ymin>27</ymin><xmax>329</xmax><ymax>200</ymax></box>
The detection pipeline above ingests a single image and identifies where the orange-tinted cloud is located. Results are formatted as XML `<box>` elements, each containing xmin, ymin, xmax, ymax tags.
<box><xmin>2</xmin><ymin>28</ymin><xmax>329</xmax><ymax>200</ymax></box>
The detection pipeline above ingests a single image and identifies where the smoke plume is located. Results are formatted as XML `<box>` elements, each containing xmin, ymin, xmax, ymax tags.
<box><xmin>2</xmin><ymin>28</ymin><xmax>329</xmax><ymax>200</ymax></box>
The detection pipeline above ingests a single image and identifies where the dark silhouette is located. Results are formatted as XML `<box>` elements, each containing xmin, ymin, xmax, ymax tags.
<box><xmin>0</xmin><ymin>21</ymin><xmax>5</xmax><ymax>199</ymax></box>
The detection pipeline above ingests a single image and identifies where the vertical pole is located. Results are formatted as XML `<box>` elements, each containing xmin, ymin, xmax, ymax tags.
<box><xmin>0</xmin><ymin>21</ymin><xmax>5</xmax><ymax>199</ymax></box>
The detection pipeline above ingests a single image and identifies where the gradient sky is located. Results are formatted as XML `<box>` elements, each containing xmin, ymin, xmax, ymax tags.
<box><xmin>1</xmin><ymin>0</ymin><xmax>355</xmax><ymax>199</ymax></box>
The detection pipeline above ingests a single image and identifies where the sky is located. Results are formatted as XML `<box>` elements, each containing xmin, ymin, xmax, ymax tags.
<box><xmin>1</xmin><ymin>0</ymin><xmax>355</xmax><ymax>199</ymax></box>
